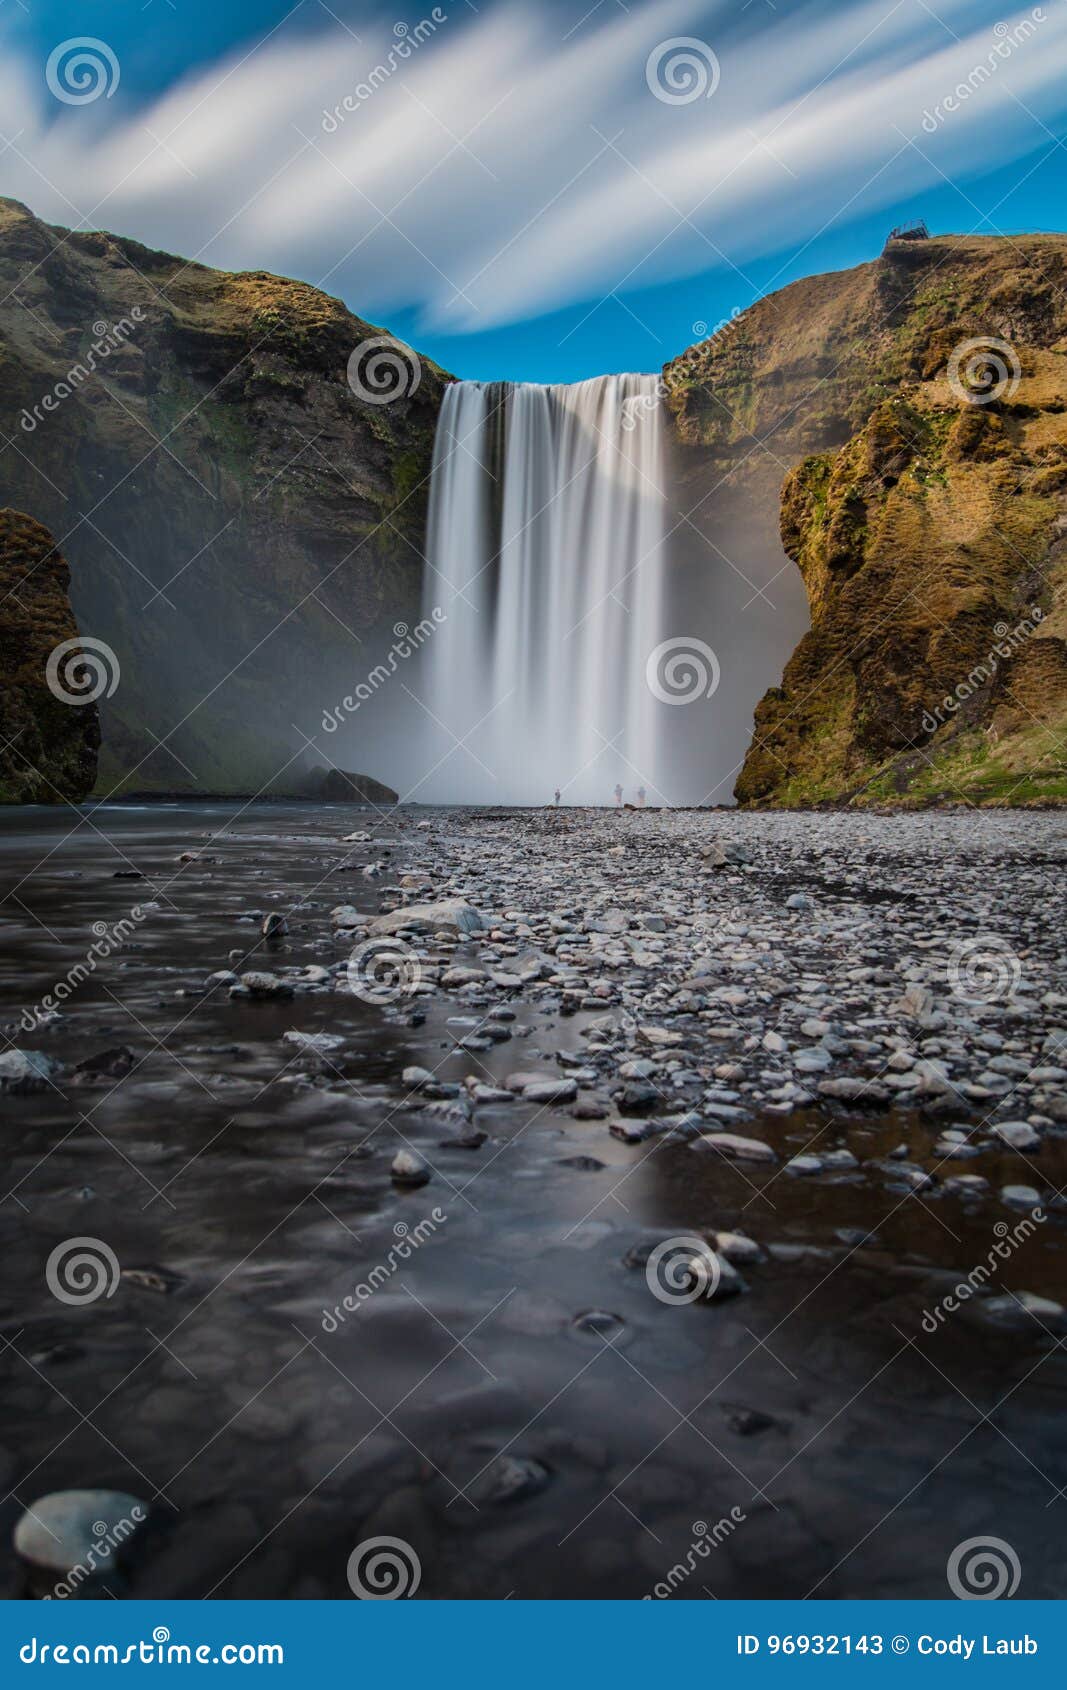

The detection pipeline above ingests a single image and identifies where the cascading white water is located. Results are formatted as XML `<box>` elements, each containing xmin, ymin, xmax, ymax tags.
<box><xmin>420</xmin><ymin>374</ymin><xmax>669</xmax><ymax>804</ymax></box>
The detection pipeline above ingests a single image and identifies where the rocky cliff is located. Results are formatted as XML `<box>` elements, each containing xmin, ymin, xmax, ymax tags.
<box><xmin>667</xmin><ymin>234</ymin><xmax>1067</xmax><ymax>807</ymax></box>
<box><xmin>0</xmin><ymin>198</ymin><xmax>450</xmax><ymax>797</ymax></box>
<box><xmin>0</xmin><ymin>508</ymin><xmax>99</xmax><ymax>801</ymax></box>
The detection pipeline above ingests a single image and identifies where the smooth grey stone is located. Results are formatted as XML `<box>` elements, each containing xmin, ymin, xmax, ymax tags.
<box><xmin>14</xmin><ymin>1490</ymin><xmax>148</xmax><ymax>1573</ymax></box>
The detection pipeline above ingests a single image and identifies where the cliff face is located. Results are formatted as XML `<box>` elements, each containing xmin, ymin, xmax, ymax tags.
<box><xmin>0</xmin><ymin>198</ymin><xmax>450</xmax><ymax>796</ymax></box>
<box><xmin>667</xmin><ymin>234</ymin><xmax>1067</xmax><ymax>806</ymax></box>
<box><xmin>0</xmin><ymin>509</ymin><xmax>99</xmax><ymax>802</ymax></box>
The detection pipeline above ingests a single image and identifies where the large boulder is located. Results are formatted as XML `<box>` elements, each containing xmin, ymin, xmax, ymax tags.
<box><xmin>370</xmin><ymin>899</ymin><xmax>486</xmax><ymax>936</ymax></box>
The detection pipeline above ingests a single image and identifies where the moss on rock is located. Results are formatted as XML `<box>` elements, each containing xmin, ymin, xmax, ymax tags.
<box><xmin>0</xmin><ymin>508</ymin><xmax>99</xmax><ymax>802</ymax></box>
<box><xmin>667</xmin><ymin>233</ymin><xmax>1067</xmax><ymax>808</ymax></box>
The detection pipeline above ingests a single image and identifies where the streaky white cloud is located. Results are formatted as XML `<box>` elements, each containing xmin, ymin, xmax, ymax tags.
<box><xmin>1</xmin><ymin>0</ymin><xmax>1063</xmax><ymax>334</ymax></box>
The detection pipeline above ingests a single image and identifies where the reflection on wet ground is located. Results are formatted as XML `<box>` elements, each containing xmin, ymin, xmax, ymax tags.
<box><xmin>1</xmin><ymin>803</ymin><xmax>1066</xmax><ymax>1599</ymax></box>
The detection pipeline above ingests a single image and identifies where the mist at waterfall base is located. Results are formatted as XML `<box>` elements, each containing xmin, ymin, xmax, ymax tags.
<box><xmin>329</xmin><ymin>374</ymin><xmax>809</xmax><ymax>808</ymax></box>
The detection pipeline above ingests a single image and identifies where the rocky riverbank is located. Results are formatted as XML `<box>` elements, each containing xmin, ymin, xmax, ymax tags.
<box><xmin>2</xmin><ymin>803</ymin><xmax>1066</xmax><ymax>1599</ymax></box>
<box><xmin>342</xmin><ymin>806</ymin><xmax>1067</xmax><ymax>1165</ymax></box>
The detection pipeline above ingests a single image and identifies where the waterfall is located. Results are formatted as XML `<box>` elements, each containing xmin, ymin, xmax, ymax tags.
<box><xmin>420</xmin><ymin>373</ymin><xmax>669</xmax><ymax>805</ymax></box>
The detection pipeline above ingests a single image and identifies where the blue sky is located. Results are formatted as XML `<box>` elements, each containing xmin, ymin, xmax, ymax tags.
<box><xmin>3</xmin><ymin>0</ymin><xmax>1066</xmax><ymax>382</ymax></box>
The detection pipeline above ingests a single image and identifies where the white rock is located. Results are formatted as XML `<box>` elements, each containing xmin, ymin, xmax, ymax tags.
<box><xmin>1001</xmin><ymin>1183</ymin><xmax>1043</xmax><ymax>1209</ymax></box>
<box><xmin>691</xmin><ymin>1132</ymin><xmax>777</xmax><ymax>1164</ymax></box>
<box><xmin>282</xmin><ymin>1030</ymin><xmax>344</xmax><ymax>1053</ymax></box>
<box><xmin>523</xmin><ymin>1079</ymin><xmax>578</xmax><ymax>1105</ymax></box>
<box><xmin>992</xmin><ymin>1121</ymin><xmax>1041</xmax><ymax>1151</ymax></box>
<box><xmin>371</xmin><ymin>900</ymin><xmax>486</xmax><ymax>936</ymax></box>
<box><xmin>794</xmin><ymin>1047</ymin><xmax>832</xmax><ymax>1073</ymax></box>
<box><xmin>713</xmin><ymin>1231</ymin><xmax>764</xmax><ymax>1265</ymax></box>
<box><xmin>391</xmin><ymin>1149</ymin><xmax>430</xmax><ymax>1187</ymax></box>
<box><xmin>330</xmin><ymin>904</ymin><xmax>362</xmax><ymax>927</ymax></box>
<box><xmin>786</xmin><ymin>1154</ymin><xmax>824</xmax><ymax>1176</ymax></box>
<box><xmin>0</xmin><ymin>1050</ymin><xmax>56</xmax><ymax>1086</ymax></box>
<box><xmin>238</xmin><ymin>972</ymin><xmax>294</xmax><ymax>999</ymax></box>
<box><xmin>14</xmin><ymin>1490</ymin><xmax>148</xmax><ymax>1573</ymax></box>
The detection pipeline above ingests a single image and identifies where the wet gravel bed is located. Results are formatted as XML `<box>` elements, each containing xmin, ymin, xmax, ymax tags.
<box><xmin>0</xmin><ymin>802</ymin><xmax>1066</xmax><ymax>1599</ymax></box>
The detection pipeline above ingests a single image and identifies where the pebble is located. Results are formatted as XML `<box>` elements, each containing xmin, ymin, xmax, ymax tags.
<box><xmin>0</xmin><ymin>1050</ymin><xmax>56</xmax><ymax>1089</ymax></box>
<box><xmin>713</xmin><ymin>1231</ymin><xmax>765</xmax><ymax>1264</ymax></box>
<box><xmin>972</xmin><ymin>1292</ymin><xmax>1066</xmax><ymax>1333</ymax></box>
<box><xmin>786</xmin><ymin>1155</ymin><xmax>825</xmax><ymax>1176</ymax></box>
<box><xmin>282</xmin><ymin>1031</ymin><xmax>343</xmax><ymax>1053</ymax></box>
<box><xmin>468</xmin><ymin>1455</ymin><xmax>550</xmax><ymax>1506</ymax></box>
<box><xmin>236</xmin><ymin>972</ymin><xmax>294</xmax><ymax>1000</ymax></box>
<box><xmin>468</xmin><ymin>1083</ymin><xmax>514</xmax><ymax>1105</ymax></box>
<box><xmin>14</xmin><ymin>1490</ymin><xmax>148</xmax><ymax>1573</ymax></box>
<box><xmin>523</xmin><ymin>1078</ymin><xmax>578</xmax><ymax>1105</ymax></box>
<box><xmin>1001</xmin><ymin>1184</ymin><xmax>1043</xmax><ymax>1209</ymax></box>
<box><xmin>609</xmin><ymin>1118</ymin><xmax>658</xmax><ymax>1143</ymax></box>
<box><xmin>571</xmin><ymin>1098</ymin><xmax>611</xmax><ymax>1120</ymax></box>
<box><xmin>992</xmin><ymin>1121</ymin><xmax>1042</xmax><ymax>1151</ymax></box>
<box><xmin>691</xmin><ymin>1132</ymin><xmax>778</xmax><ymax>1164</ymax></box>
<box><xmin>696</xmin><ymin>1252</ymin><xmax>746</xmax><ymax>1301</ymax></box>
<box><xmin>391</xmin><ymin>1150</ymin><xmax>430</xmax><ymax>1188</ymax></box>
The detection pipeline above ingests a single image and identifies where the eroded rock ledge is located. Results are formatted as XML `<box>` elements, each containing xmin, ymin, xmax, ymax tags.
<box><xmin>667</xmin><ymin>234</ymin><xmax>1067</xmax><ymax>807</ymax></box>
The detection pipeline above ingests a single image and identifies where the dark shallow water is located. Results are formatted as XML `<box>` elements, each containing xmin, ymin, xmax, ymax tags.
<box><xmin>1</xmin><ymin>803</ymin><xmax>1066</xmax><ymax>1600</ymax></box>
